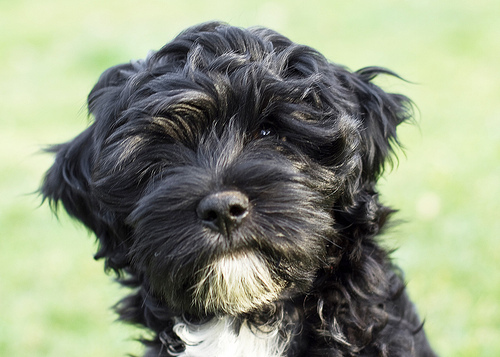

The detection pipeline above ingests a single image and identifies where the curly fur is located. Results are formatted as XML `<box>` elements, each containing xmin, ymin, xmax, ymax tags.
<box><xmin>41</xmin><ymin>22</ymin><xmax>436</xmax><ymax>356</ymax></box>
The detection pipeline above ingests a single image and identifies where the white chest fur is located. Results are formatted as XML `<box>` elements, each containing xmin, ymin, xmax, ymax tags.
<box><xmin>171</xmin><ymin>316</ymin><xmax>288</xmax><ymax>357</ymax></box>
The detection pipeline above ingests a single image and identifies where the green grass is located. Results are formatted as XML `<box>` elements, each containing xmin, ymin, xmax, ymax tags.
<box><xmin>1</xmin><ymin>0</ymin><xmax>499</xmax><ymax>355</ymax></box>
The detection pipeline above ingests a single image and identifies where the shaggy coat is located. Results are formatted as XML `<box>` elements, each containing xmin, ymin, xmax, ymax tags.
<box><xmin>42</xmin><ymin>22</ymin><xmax>436</xmax><ymax>356</ymax></box>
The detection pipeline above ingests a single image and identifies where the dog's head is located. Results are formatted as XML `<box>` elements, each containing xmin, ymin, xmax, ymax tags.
<box><xmin>42</xmin><ymin>22</ymin><xmax>411</xmax><ymax>317</ymax></box>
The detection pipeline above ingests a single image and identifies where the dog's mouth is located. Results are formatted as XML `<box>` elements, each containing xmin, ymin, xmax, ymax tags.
<box><xmin>145</xmin><ymin>244</ymin><xmax>322</xmax><ymax>317</ymax></box>
<box><xmin>131</xmin><ymin>198</ymin><xmax>332</xmax><ymax>316</ymax></box>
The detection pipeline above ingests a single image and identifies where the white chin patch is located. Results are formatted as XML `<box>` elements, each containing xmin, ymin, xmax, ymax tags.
<box><xmin>192</xmin><ymin>253</ymin><xmax>284</xmax><ymax>315</ymax></box>
<box><xmin>173</xmin><ymin>316</ymin><xmax>289</xmax><ymax>357</ymax></box>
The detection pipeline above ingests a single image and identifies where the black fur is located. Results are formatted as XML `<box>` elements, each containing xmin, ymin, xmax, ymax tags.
<box><xmin>41</xmin><ymin>22</ymin><xmax>436</xmax><ymax>356</ymax></box>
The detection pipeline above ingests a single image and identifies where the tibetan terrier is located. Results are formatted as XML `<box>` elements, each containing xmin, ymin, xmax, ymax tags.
<box><xmin>42</xmin><ymin>22</ymin><xmax>436</xmax><ymax>356</ymax></box>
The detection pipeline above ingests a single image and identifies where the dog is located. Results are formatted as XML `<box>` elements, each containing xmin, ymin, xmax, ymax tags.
<box><xmin>41</xmin><ymin>22</ymin><xmax>436</xmax><ymax>356</ymax></box>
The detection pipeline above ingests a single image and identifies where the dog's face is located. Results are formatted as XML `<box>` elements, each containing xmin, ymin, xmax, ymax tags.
<box><xmin>42</xmin><ymin>22</ymin><xmax>410</xmax><ymax>317</ymax></box>
<box><xmin>118</xmin><ymin>120</ymin><xmax>337</xmax><ymax>315</ymax></box>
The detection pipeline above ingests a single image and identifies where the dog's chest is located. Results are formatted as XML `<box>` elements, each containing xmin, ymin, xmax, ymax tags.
<box><xmin>172</xmin><ymin>317</ymin><xmax>287</xmax><ymax>357</ymax></box>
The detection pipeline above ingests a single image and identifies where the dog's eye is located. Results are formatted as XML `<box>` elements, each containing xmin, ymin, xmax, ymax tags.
<box><xmin>260</xmin><ymin>129</ymin><xmax>273</xmax><ymax>137</ymax></box>
<box><xmin>256</xmin><ymin>127</ymin><xmax>287</xmax><ymax>142</ymax></box>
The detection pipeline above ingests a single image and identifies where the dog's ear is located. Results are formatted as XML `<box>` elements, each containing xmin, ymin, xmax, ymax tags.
<box><xmin>42</xmin><ymin>127</ymin><xmax>99</xmax><ymax>228</ymax></box>
<box><xmin>41</xmin><ymin>128</ymin><xmax>126</xmax><ymax>271</ymax></box>
<box><xmin>343</xmin><ymin>67</ymin><xmax>413</xmax><ymax>183</ymax></box>
<box><xmin>327</xmin><ymin>67</ymin><xmax>413</xmax><ymax>241</ymax></box>
<box><xmin>41</xmin><ymin>62</ymin><xmax>144</xmax><ymax>271</ymax></box>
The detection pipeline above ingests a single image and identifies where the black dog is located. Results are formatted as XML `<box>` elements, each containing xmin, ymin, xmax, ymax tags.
<box><xmin>42</xmin><ymin>22</ymin><xmax>436</xmax><ymax>356</ymax></box>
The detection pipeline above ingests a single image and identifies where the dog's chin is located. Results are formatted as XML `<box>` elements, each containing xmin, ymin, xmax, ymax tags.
<box><xmin>154</xmin><ymin>252</ymin><xmax>289</xmax><ymax>317</ymax></box>
<box><xmin>190</xmin><ymin>252</ymin><xmax>287</xmax><ymax>316</ymax></box>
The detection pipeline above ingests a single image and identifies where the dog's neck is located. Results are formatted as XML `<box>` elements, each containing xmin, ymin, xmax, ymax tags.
<box><xmin>168</xmin><ymin>316</ymin><xmax>289</xmax><ymax>357</ymax></box>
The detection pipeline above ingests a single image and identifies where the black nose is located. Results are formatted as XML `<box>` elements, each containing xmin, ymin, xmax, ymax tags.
<box><xmin>196</xmin><ymin>191</ymin><xmax>249</xmax><ymax>236</ymax></box>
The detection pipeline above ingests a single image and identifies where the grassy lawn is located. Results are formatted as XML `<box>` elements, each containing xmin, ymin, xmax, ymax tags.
<box><xmin>1</xmin><ymin>0</ymin><xmax>499</xmax><ymax>355</ymax></box>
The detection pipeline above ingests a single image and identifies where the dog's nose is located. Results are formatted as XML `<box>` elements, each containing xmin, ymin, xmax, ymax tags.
<box><xmin>196</xmin><ymin>191</ymin><xmax>249</xmax><ymax>236</ymax></box>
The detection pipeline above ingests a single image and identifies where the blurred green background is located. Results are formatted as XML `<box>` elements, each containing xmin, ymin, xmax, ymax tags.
<box><xmin>1</xmin><ymin>0</ymin><xmax>499</xmax><ymax>355</ymax></box>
